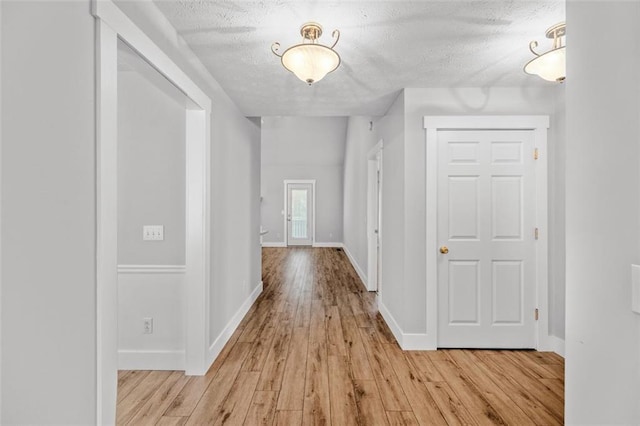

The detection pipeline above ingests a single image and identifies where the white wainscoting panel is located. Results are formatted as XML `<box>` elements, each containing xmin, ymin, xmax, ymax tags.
<box><xmin>117</xmin><ymin>264</ymin><xmax>186</xmax><ymax>370</ymax></box>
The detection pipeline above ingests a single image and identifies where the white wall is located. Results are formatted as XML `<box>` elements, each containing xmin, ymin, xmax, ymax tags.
<box><xmin>565</xmin><ymin>2</ymin><xmax>640</xmax><ymax>423</ymax></box>
<box><xmin>117</xmin><ymin>60</ymin><xmax>188</xmax><ymax>369</ymax></box>
<box><xmin>261</xmin><ymin>117</ymin><xmax>347</xmax><ymax>245</ymax></box>
<box><xmin>342</xmin><ymin>117</ymin><xmax>379</xmax><ymax>279</ymax></box>
<box><xmin>1</xmin><ymin>1</ymin><xmax>97</xmax><ymax>423</ymax></box>
<box><xmin>113</xmin><ymin>1</ymin><xmax>262</xmax><ymax>368</ymax></box>
<box><xmin>367</xmin><ymin>87</ymin><xmax>565</xmax><ymax>343</ymax></box>
<box><xmin>118</xmin><ymin>70</ymin><xmax>186</xmax><ymax>265</ymax></box>
<box><xmin>376</xmin><ymin>92</ymin><xmax>406</xmax><ymax>328</ymax></box>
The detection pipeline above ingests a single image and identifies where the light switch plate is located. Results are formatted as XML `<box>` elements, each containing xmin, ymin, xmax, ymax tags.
<box><xmin>143</xmin><ymin>225</ymin><xmax>164</xmax><ymax>241</ymax></box>
<box><xmin>632</xmin><ymin>264</ymin><xmax>640</xmax><ymax>315</ymax></box>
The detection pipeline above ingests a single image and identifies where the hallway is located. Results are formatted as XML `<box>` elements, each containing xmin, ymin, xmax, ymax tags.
<box><xmin>116</xmin><ymin>247</ymin><xmax>564</xmax><ymax>425</ymax></box>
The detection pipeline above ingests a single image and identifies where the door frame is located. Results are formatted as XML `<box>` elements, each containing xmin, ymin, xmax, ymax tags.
<box><xmin>423</xmin><ymin>115</ymin><xmax>551</xmax><ymax>351</ymax></box>
<box><xmin>367</xmin><ymin>140</ymin><xmax>383</xmax><ymax>292</ymax></box>
<box><xmin>283</xmin><ymin>179</ymin><xmax>316</xmax><ymax>246</ymax></box>
<box><xmin>93</xmin><ymin>1</ymin><xmax>212</xmax><ymax>424</ymax></box>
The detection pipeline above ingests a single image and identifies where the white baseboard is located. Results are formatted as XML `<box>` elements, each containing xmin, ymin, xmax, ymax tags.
<box><xmin>262</xmin><ymin>242</ymin><xmax>286</xmax><ymax>248</ymax></box>
<box><xmin>548</xmin><ymin>335</ymin><xmax>565</xmax><ymax>358</ymax></box>
<box><xmin>207</xmin><ymin>281</ymin><xmax>263</xmax><ymax>366</ymax></box>
<box><xmin>378</xmin><ymin>300</ymin><xmax>403</xmax><ymax>346</ymax></box>
<box><xmin>378</xmin><ymin>300</ymin><xmax>436</xmax><ymax>350</ymax></box>
<box><xmin>312</xmin><ymin>242</ymin><xmax>344</xmax><ymax>248</ymax></box>
<box><xmin>118</xmin><ymin>349</ymin><xmax>185</xmax><ymax>370</ymax></box>
<box><xmin>342</xmin><ymin>244</ymin><xmax>368</xmax><ymax>291</ymax></box>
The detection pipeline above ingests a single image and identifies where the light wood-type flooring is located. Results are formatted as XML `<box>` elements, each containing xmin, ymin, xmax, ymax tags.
<box><xmin>117</xmin><ymin>247</ymin><xmax>564</xmax><ymax>425</ymax></box>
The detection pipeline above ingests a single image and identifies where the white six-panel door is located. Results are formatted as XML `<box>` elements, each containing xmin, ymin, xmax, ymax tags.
<box><xmin>437</xmin><ymin>130</ymin><xmax>536</xmax><ymax>348</ymax></box>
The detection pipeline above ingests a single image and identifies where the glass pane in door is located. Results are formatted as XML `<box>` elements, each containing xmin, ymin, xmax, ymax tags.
<box><xmin>291</xmin><ymin>189</ymin><xmax>308</xmax><ymax>238</ymax></box>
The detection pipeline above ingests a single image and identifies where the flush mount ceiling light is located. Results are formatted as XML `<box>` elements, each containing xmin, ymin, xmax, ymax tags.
<box><xmin>271</xmin><ymin>22</ymin><xmax>341</xmax><ymax>85</ymax></box>
<box><xmin>524</xmin><ymin>22</ymin><xmax>566</xmax><ymax>82</ymax></box>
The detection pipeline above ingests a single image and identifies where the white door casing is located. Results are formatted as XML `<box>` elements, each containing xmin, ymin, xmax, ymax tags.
<box><xmin>437</xmin><ymin>130</ymin><xmax>536</xmax><ymax>348</ymax></box>
<box><xmin>424</xmin><ymin>115</ymin><xmax>550</xmax><ymax>351</ymax></box>
<box><xmin>94</xmin><ymin>1</ymin><xmax>212</xmax><ymax>423</ymax></box>
<box><xmin>367</xmin><ymin>140</ymin><xmax>383</xmax><ymax>292</ymax></box>
<box><xmin>284</xmin><ymin>180</ymin><xmax>315</xmax><ymax>246</ymax></box>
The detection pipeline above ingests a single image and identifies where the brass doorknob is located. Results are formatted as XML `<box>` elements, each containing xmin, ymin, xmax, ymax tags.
<box><xmin>440</xmin><ymin>246</ymin><xmax>449</xmax><ymax>254</ymax></box>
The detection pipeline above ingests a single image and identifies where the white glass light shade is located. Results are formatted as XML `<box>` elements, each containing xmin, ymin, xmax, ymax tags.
<box><xmin>524</xmin><ymin>46</ymin><xmax>566</xmax><ymax>82</ymax></box>
<box><xmin>281</xmin><ymin>44</ymin><xmax>341</xmax><ymax>85</ymax></box>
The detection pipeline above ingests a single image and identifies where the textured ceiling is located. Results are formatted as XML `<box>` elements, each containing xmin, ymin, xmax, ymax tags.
<box><xmin>153</xmin><ymin>0</ymin><xmax>565</xmax><ymax>116</ymax></box>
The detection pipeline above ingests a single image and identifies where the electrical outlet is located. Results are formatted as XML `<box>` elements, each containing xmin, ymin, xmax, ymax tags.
<box><xmin>143</xmin><ymin>225</ymin><xmax>164</xmax><ymax>241</ymax></box>
<box><xmin>143</xmin><ymin>317</ymin><xmax>153</xmax><ymax>334</ymax></box>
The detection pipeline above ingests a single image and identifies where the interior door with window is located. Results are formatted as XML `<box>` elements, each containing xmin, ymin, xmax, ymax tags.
<box><xmin>286</xmin><ymin>182</ymin><xmax>313</xmax><ymax>246</ymax></box>
<box><xmin>437</xmin><ymin>130</ymin><xmax>536</xmax><ymax>348</ymax></box>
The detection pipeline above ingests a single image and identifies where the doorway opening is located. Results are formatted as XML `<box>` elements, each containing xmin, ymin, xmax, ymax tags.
<box><xmin>284</xmin><ymin>180</ymin><xmax>315</xmax><ymax>246</ymax></box>
<box><xmin>95</xmin><ymin>2</ymin><xmax>212</xmax><ymax>423</ymax></box>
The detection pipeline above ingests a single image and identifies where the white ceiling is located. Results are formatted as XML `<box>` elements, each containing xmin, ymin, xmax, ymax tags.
<box><xmin>153</xmin><ymin>0</ymin><xmax>565</xmax><ymax>116</ymax></box>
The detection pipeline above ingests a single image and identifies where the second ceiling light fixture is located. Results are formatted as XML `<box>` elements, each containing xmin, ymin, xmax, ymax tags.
<box><xmin>272</xmin><ymin>22</ymin><xmax>341</xmax><ymax>85</ymax></box>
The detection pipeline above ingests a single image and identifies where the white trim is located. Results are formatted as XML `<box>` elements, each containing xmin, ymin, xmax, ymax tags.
<box><xmin>342</xmin><ymin>244</ymin><xmax>368</xmax><ymax>291</ymax></box>
<box><xmin>0</xmin><ymin>1</ymin><xmax>4</xmax><ymax>418</ymax></box>
<box><xmin>423</xmin><ymin>115</ymin><xmax>550</xmax><ymax>351</ymax></box>
<box><xmin>312</xmin><ymin>242</ymin><xmax>343</xmax><ymax>248</ymax></box>
<box><xmin>283</xmin><ymin>179</ymin><xmax>316</xmax><ymax>246</ymax></box>
<box><xmin>423</xmin><ymin>115</ymin><xmax>550</xmax><ymax>130</ymax></box>
<box><xmin>118</xmin><ymin>350</ymin><xmax>185</xmax><ymax>371</ymax></box>
<box><xmin>93</xmin><ymin>0</ymin><xmax>212</xmax><ymax>422</ymax></box>
<box><xmin>95</xmin><ymin>19</ymin><xmax>119</xmax><ymax>426</ymax></box>
<box><xmin>207</xmin><ymin>281</ymin><xmax>263</xmax><ymax>365</ymax></box>
<box><xmin>548</xmin><ymin>335</ymin><xmax>565</xmax><ymax>358</ymax></box>
<box><xmin>379</xmin><ymin>301</ymin><xmax>435</xmax><ymax>350</ymax></box>
<box><xmin>378</xmin><ymin>301</ymin><xmax>403</xmax><ymax>346</ymax></box>
<box><xmin>262</xmin><ymin>242</ymin><xmax>287</xmax><ymax>248</ymax></box>
<box><xmin>117</xmin><ymin>264</ymin><xmax>186</xmax><ymax>274</ymax></box>
<box><xmin>367</xmin><ymin>140</ymin><xmax>383</xmax><ymax>293</ymax></box>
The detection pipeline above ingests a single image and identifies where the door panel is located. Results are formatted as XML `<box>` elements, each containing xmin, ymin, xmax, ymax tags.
<box><xmin>437</xmin><ymin>130</ymin><xmax>535</xmax><ymax>348</ymax></box>
<box><xmin>287</xmin><ymin>183</ymin><xmax>313</xmax><ymax>246</ymax></box>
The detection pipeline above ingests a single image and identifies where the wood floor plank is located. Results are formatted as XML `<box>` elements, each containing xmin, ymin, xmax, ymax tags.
<box><xmin>244</xmin><ymin>390</ymin><xmax>278</xmax><ymax>425</ymax></box>
<box><xmin>425</xmin><ymin>381</ymin><xmax>477</xmax><ymax>426</ymax></box>
<box><xmin>359</xmin><ymin>327</ymin><xmax>412</xmax><ymax>412</ymax></box>
<box><xmin>155</xmin><ymin>416</ymin><xmax>188</xmax><ymax>426</ymax></box>
<box><xmin>276</xmin><ymin>327</ymin><xmax>309</xmax><ymax>410</ymax></box>
<box><xmin>117</xmin><ymin>370</ymin><xmax>151</xmax><ymax>403</ymax></box>
<box><xmin>477</xmin><ymin>354</ymin><xmax>562</xmax><ymax>425</ymax></box>
<box><xmin>184</xmin><ymin>343</ymin><xmax>252</xmax><ymax>425</ymax></box>
<box><xmin>405</xmin><ymin>351</ymin><xmax>444</xmax><ymax>383</ymax></box>
<box><xmin>386</xmin><ymin>411</ymin><xmax>419</xmax><ymax>426</ymax></box>
<box><xmin>432</xmin><ymin>358</ymin><xmax>508</xmax><ymax>425</ymax></box>
<box><xmin>164</xmin><ymin>326</ymin><xmax>244</xmax><ymax>417</ymax></box>
<box><xmin>383</xmin><ymin>343</ymin><xmax>447</xmax><ymax>426</ymax></box>
<box><xmin>486</xmin><ymin>352</ymin><xmax>564</xmax><ymax>420</ymax></box>
<box><xmin>126</xmin><ymin>371</ymin><xmax>189</xmax><ymax>426</ymax></box>
<box><xmin>353</xmin><ymin>380</ymin><xmax>389</xmax><ymax>426</ymax></box>
<box><xmin>273</xmin><ymin>410</ymin><xmax>302</xmax><ymax>426</ymax></box>
<box><xmin>117</xmin><ymin>248</ymin><xmax>565</xmax><ymax>425</ymax></box>
<box><xmin>257</xmin><ymin>320</ymin><xmax>293</xmax><ymax>391</ymax></box>
<box><xmin>328</xmin><ymin>355</ymin><xmax>359</xmax><ymax>426</ymax></box>
<box><xmin>212</xmin><ymin>371</ymin><xmax>261</xmax><ymax>426</ymax></box>
<box><xmin>447</xmin><ymin>351</ymin><xmax>534</xmax><ymax>425</ymax></box>
<box><xmin>116</xmin><ymin>370</ymin><xmax>173</xmax><ymax>425</ymax></box>
<box><xmin>302</xmin><ymin>301</ymin><xmax>331</xmax><ymax>425</ymax></box>
<box><xmin>540</xmin><ymin>378</ymin><xmax>565</xmax><ymax>400</ymax></box>
<box><xmin>326</xmin><ymin>305</ymin><xmax>347</xmax><ymax>357</ymax></box>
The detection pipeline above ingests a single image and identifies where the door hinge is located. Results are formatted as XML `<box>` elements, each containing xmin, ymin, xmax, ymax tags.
<box><xmin>534</xmin><ymin>148</ymin><xmax>539</xmax><ymax>160</ymax></box>
<box><xmin>535</xmin><ymin>308</ymin><xmax>539</xmax><ymax>321</ymax></box>
<box><xmin>534</xmin><ymin>227</ymin><xmax>539</xmax><ymax>240</ymax></box>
